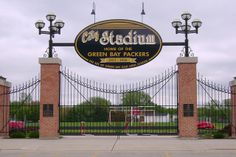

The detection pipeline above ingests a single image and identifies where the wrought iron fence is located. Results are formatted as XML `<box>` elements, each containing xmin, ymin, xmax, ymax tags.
<box><xmin>59</xmin><ymin>67</ymin><xmax>178</xmax><ymax>135</ymax></box>
<box><xmin>197</xmin><ymin>75</ymin><xmax>233</xmax><ymax>135</ymax></box>
<box><xmin>0</xmin><ymin>76</ymin><xmax>40</xmax><ymax>135</ymax></box>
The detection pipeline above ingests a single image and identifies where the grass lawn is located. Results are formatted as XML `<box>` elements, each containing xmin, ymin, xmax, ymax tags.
<box><xmin>59</xmin><ymin>121</ymin><xmax>178</xmax><ymax>135</ymax></box>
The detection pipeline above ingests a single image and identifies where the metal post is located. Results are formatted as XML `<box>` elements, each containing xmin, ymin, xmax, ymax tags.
<box><xmin>49</xmin><ymin>21</ymin><xmax>53</xmax><ymax>58</ymax></box>
<box><xmin>184</xmin><ymin>19</ymin><xmax>189</xmax><ymax>57</ymax></box>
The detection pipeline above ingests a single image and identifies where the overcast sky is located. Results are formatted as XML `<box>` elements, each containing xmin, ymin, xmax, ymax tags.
<box><xmin>0</xmin><ymin>0</ymin><xmax>235</xmax><ymax>87</ymax></box>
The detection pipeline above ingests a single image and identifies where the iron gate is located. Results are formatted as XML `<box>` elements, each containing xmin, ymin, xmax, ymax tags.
<box><xmin>0</xmin><ymin>77</ymin><xmax>40</xmax><ymax>136</ymax></box>
<box><xmin>59</xmin><ymin>67</ymin><xmax>178</xmax><ymax>135</ymax></box>
<box><xmin>197</xmin><ymin>75</ymin><xmax>233</xmax><ymax>135</ymax></box>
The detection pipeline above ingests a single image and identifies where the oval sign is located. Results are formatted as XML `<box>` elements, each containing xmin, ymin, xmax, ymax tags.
<box><xmin>74</xmin><ymin>19</ymin><xmax>162</xmax><ymax>69</ymax></box>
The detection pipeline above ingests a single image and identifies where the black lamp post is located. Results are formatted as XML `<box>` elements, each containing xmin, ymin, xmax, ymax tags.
<box><xmin>35</xmin><ymin>13</ymin><xmax>65</xmax><ymax>58</ymax></box>
<box><xmin>171</xmin><ymin>12</ymin><xmax>202</xmax><ymax>57</ymax></box>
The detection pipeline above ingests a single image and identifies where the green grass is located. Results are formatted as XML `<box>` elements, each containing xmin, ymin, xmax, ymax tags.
<box><xmin>59</xmin><ymin>121</ymin><xmax>178</xmax><ymax>135</ymax></box>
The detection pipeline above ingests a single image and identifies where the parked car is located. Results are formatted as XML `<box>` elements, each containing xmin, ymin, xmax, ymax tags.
<box><xmin>197</xmin><ymin>121</ymin><xmax>214</xmax><ymax>129</ymax></box>
<box><xmin>9</xmin><ymin>121</ymin><xmax>25</xmax><ymax>131</ymax></box>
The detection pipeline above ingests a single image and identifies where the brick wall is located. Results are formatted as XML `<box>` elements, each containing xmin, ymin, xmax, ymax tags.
<box><xmin>177</xmin><ymin>57</ymin><xmax>198</xmax><ymax>138</ymax></box>
<box><xmin>230</xmin><ymin>81</ymin><xmax>236</xmax><ymax>137</ymax></box>
<box><xmin>0</xmin><ymin>79</ymin><xmax>11</xmax><ymax>137</ymax></box>
<box><xmin>39</xmin><ymin>58</ymin><xmax>61</xmax><ymax>139</ymax></box>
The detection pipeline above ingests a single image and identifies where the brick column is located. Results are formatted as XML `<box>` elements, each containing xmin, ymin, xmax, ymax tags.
<box><xmin>39</xmin><ymin>58</ymin><xmax>61</xmax><ymax>139</ymax></box>
<box><xmin>230</xmin><ymin>78</ymin><xmax>236</xmax><ymax>138</ymax></box>
<box><xmin>177</xmin><ymin>57</ymin><xmax>198</xmax><ymax>138</ymax></box>
<box><xmin>0</xmin><ymin>77</ymin><xmax>11</xmax><ymax>138</ymax></box>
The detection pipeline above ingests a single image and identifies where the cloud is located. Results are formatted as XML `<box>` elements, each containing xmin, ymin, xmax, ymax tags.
<box><xmin>0</xmin><ymin>0</ymin><xmax>235</xmax><ymax>87</ymax></box>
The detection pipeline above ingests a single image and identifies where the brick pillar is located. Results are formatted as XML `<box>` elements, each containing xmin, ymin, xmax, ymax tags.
<box><xmin>177</xmin><ymin>57</ymin><xmax>198</xmax><ymax>138</ymax></box>
<box><xmin>0</xmin><ymin>77</ymin><xmax>11</xmax><ymax>138</ymax></box>
<box><xmin>230</xmin><ymin>78</ymin><xmax>236</xmax><ymax>138</ymax></box>
<box><xmin>39</xmin><ymin>58</ymin><xmax>61</xmax><ymax>139</ymax></box>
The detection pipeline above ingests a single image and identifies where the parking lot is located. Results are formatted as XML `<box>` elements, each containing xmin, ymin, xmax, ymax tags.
<box><xmin>0</xmin><ymin>136</ymin><xmax>236</xmax><ymax>157</ymax></box>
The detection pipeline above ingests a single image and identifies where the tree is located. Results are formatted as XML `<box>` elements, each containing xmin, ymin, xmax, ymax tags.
<box><xmin>198</xmin><ymin>99</ymin><xmax>230</xmax><ymax>123</ymax></box>
<box><xmin>121</xmin><ymin>91</ymin><xmax>175</xmax><ymax>116</ymax></box>
<box><xmin>65</xmin><ymin>97</ymin><xmax>111</xmax><ymax>122</ymax></box>
<box><xmin>222</xmin><ymin>99</ymin><xmax>231</xmax><ymax>106</ymax></box>
<box><xmin>122</xmin><ymin>91</ymin><xmax>152</xmax><ymax>106</ymax></box>
<box><xmin>10</xmin><ymin>101</ymin><xmax>39</xmax><ymax>122</ymax></box>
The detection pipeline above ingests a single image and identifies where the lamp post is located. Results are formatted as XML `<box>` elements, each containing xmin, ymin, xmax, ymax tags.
<box><xmin>171</xmin><ymin>12</ymin><xmax>202</xmax><ymax>57</ymax></box>
<box><xmin>35</xmin><ymin>13</ymin><xmax>65</xmax><ymax>58</ymax></box>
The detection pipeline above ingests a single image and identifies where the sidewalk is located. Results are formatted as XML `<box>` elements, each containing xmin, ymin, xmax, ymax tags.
<box><xmin>0</xmin><ymin>136</ymin><xmax>236</xmax><ymax>157</ymax></box>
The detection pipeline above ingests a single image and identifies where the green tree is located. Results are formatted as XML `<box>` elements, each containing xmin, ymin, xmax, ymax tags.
<box><xmin>198</xmin><ymin>99</ymin><xmax>230</xmax><ymax>123</ymax></box>
<box><xmin>122</xmin><ymin>91</ymin><xmax>175</xmax><ymax>115</ymax></box>
<box><xmin>222</xmin><ymin>99</ymin><xmax>231</xmax><ymax>106</ymax></box>
<box><xmin>10</xmin><ymin>101</ymin><xmax>39</xmax><ymax>122</ymax></box>
<box><xmin>65</xmin><ymin>97</ymin><xmax>111</xmax><ymax>122</ymax></box>
<box><xmin>122</xmin><ymin>91</ymin><xmax>152</xmax><ymax>106</ymax></box>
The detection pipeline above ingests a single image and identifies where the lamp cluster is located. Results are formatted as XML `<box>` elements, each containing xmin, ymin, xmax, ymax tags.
<box><xmin>171</xmin><ymin>12</ymin><xmax>202</xmax><ymax>34</ymax></box>
<box><xmin>171</xmin><ymin>12</ymin><xmax>202</xmax><ymax>57</ymax></box>
<box><xmin>35</xmin><ymin>13</ymin><xmax>65</xmax><ymax>58</ymax></box>
<box><xmin>35</xmin><ymin>13</ymin><xmax>65</xmax><ymax>36</ymax></box>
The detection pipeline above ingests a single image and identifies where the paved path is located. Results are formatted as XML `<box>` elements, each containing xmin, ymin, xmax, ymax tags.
<box><xmin>0</xmin><ymin>136</ymin><xmax>236</xmax><ymax>157</ymax></box>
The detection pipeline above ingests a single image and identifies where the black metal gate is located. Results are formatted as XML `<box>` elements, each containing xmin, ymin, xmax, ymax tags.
<box><xmin>59</xmin><ymin>67</ymin><xmax>178</xmax><ymax>135</ymax></box>
<box><xmin>0</xmin><ymin>77</ymin><xmax>40</xmax><ymax>136</ymax></box>
<box><xmin>197</xmin><ymin>75</ymin><xmax>233</xmax><ymax>135</ymax></box>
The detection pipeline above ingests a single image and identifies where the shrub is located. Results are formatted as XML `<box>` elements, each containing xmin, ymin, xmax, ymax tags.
<box><xmin>28</xmin><ymin>131</ymin><xmax>39</xmax><ymax>138</ymax></box>
<box><xmin>221</xmin><ymin>124</ymin><xmax>231</xmax><ymax>136</ymax></box>
<box><xmin>200</xmin><ymin>132</ymin><xmax>213</xmax><ymax>139</ymax></box>
<box><xmin>213</xmin><ymin>131</ymin><xmax>225</xmax><ymax>139</ymax></box>
<box><xmin>9</xmin><ymin>131</ymin><xmax>26</xmax><ymax>138</ymax></box>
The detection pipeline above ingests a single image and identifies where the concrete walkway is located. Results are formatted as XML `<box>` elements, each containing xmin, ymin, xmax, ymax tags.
<box><xmin>0</xmin><ymin>136</ymin><xmax>236</xmax><ymax>157</ymax></box>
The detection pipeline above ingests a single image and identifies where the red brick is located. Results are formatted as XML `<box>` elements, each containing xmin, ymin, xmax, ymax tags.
<box><xmin>0</xmin><ymin>83</ymin><xmax>10</xmax><ymax>137</ymax></box>
<box><xmin>39</xmin><ymin>58</ymin><xmax>61</xmax><ymax>139</ymax></box>
<box><xmin>177</xmin><ymin>57</ymin><xmax>198</xmax><ymax>138</ymax></box>
<box><xmin>231</xmin><ymin>84</ymin><xmax>236</xmax><ymax>137</ymax></box>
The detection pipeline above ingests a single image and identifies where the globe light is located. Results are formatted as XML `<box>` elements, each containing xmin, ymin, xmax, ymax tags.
<box><xmin>46</xmin><ymin>13</ymin><xmax>56</xmax><ymax>21</ymax></box>
<box><xmin>192</xmin><ymin>19</ymin><xmax>202</xmax><ymax>28</ymax></box>
<box><xmin>35</xmin><ymin>20</ymin><xmax>45</xmax><ymax>29</ymax></box>
<box><xmin>51</xmin><ymin>25</ymin><xmax>59</xmax><ymax>32</ymax></box>
<box><xmin>181</xmin><ymin>12</ymin><xmax>192</xmax><ymax>20</ymax></box>
<box><xmin>181</xmin><ymin>25</ymin><xmax>191</xmax><ymax>31</ymax></box>
<box><xmin>171</xmin><ymin>19</ymin><xmax>182</xmax><ymax>28</ymax></box>
<box><xmin>54</xmin><ymin>20</ymin><xmax>65</xmax><ymax>29</ymax></box>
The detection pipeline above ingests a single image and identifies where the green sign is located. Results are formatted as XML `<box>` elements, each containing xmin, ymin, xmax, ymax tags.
<box><xmin>74</xmin><ymin>19</ymin><xmax>162</xmax><ymax>69</ymax></box>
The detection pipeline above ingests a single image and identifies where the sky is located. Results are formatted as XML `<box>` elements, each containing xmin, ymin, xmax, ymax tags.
<box><xmin>0</xmin><ymin>0</ymin><xmax>235</xmax><ymax>87</ymax></box>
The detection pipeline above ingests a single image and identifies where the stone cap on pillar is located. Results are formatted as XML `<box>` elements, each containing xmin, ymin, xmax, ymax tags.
<box><xmin>177</xmin><ymin>57</ymin><xmax>198</xmax><ymax>64</ymax></box>
<box><xmin>230</xmin><ymin>77</ymin><xmax>236</xmax><ymax>87</ymax></box>
<box><xmin>39</xmin><ymin>58</ymin><xmax>62</xmax><ymax>65</ymax></box>
<box><xmin>0</xmin><ymin>76</ymin><xmax>11</xmax><ymax>87</ymax></box>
